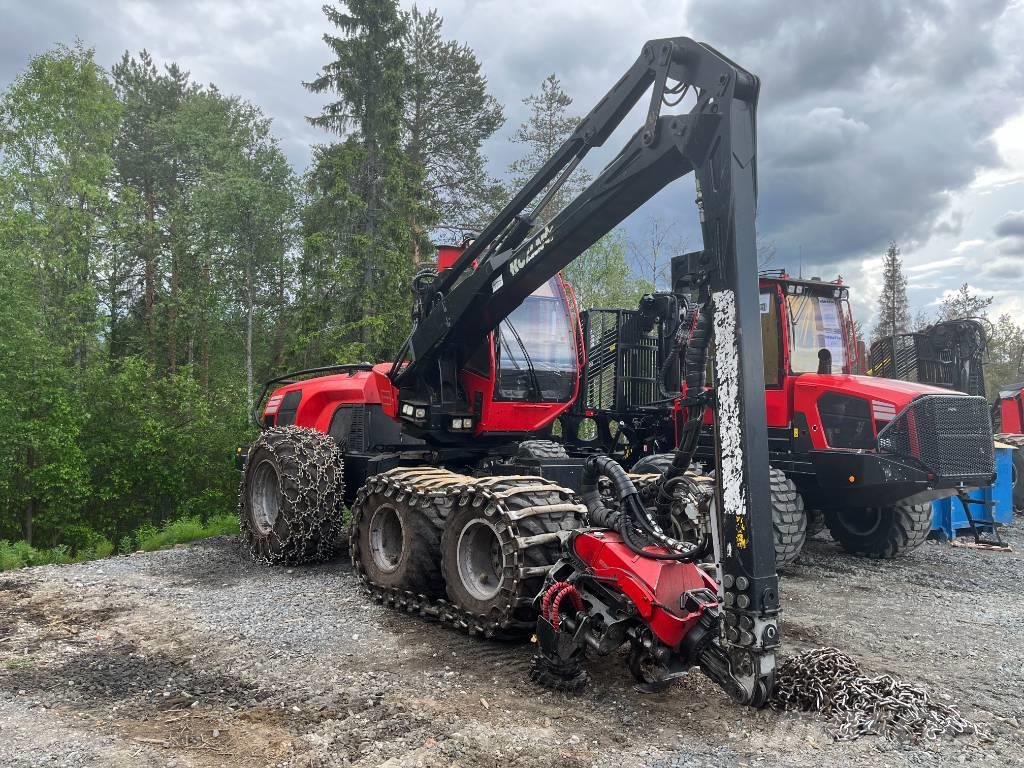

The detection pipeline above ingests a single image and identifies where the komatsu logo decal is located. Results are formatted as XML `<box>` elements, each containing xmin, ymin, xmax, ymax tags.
<box><xmin>508</xmin><ymin>225</ymin><xmax>553</xmax><ymax>279</ymax></box>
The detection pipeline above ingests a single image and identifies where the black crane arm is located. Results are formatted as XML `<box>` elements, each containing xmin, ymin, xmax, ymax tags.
<box><xmin>393</xmin><ymin>37</ymin><xmax>758</xmax><ymax>385</ymax></box>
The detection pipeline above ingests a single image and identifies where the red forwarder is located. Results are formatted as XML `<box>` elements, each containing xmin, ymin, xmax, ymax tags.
<box><xmin>688</xmin><ymin>269</ymin><xmax>996</xmax><ymax>562</ymax></box>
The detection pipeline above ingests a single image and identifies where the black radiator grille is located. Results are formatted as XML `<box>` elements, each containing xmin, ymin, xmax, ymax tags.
<box><xmin>877</xmin><ymin>394</ymin><xmax>994</xmax><ymax>482</ymax></box>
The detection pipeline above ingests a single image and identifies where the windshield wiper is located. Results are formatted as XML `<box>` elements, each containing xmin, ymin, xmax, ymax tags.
<box><xmin>501</xmin><ymin>319</ymin><xmax>543</xmax><ymax>401</ymax></box>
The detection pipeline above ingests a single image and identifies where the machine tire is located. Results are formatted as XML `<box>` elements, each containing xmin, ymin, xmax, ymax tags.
<box><xmin>631</xmin><ymin>452</ymin><xmax>675</xmax><ymax>475</ymax></box>
<box><xmin>352</xmin><ymin>484</ymin><xmax>445</xmax><ymax>598</ymax></box>
<box><xmin>823</xmin><ymin>501</ymin><xmax>932</xmax><ymax>558</ymax></box>
<box><xmin>239</xmin><ymin>426</ymin><xmax>345</xmax><ymax>565</ymax></box>
<box><xmin>515</xmin><ymin>440</ymin><xmax>569</xmax><ymax>460</ymax></box>
<box><xmin>770</xmin><ymin>469</ymin><xmax>806</xmax><ymax>569</ymax></box>
<box><xmin>441</xmin><ymin>480</ymin><xmax>583</xmax><ymax>627</ymax></box>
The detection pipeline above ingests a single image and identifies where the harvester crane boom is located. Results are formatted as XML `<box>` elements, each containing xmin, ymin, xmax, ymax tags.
<box><xmin>392</xmin><ymin>37</ymin><xmax>759</xmax><ymax>388</ymax></box>
<box><xmin>241</xmin><ymin>36</ymin><xmax>780</xmax><ymax>708</ymax></box>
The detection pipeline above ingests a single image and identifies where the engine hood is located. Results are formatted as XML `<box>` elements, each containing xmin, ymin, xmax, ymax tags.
<box><xmin>793</xmin><ymin>373</ymin><xmax>951</xmax><ymax>410</ymax></box>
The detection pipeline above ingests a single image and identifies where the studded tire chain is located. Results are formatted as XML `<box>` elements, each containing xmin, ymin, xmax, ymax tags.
<box><xmin>773</xmin><ymin>647</ymin><xmax>990</xmax><ymax>742</ymax></box>
<box><xmin>238</xmin><ymin>426</ymin><xmax>346</xmax><ymax>566</ymax></box>
<box><xmin>349</xmin><ymin>466</ymin><xmax>587</xmax><ymax>639</ymax></box>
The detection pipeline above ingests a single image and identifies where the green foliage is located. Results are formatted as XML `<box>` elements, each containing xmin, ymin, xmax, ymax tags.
<box><xmin>0</xmin><ymin>14</ymin><xmax>507</xmax><ymax>561</ymax></box>
<box><xmin>986</xmin><ymin>313</ymin><xmax>1024</xmax><ymax>402</ymax></box>
<box><xmin>404</xmin><ymin>6</ymin><xmax>505</xmax><ymax>236</ymax></box>
<box><xmin>563</xmin><ymin>231</ymin><xmax>654</xmax><ymax>311</ymax></box>
<box><xmin>0</xmin><ymin>44</ymin><xmax>286</xmax><ymax>550</ymax></box>
<box><xmin>937</xmin><ymin>283</ymin><xmax>994</xmax><ymax>322</ymax></box>
<box><xmin>0</xmin><ymin>540</ymin><xmax>74</xmax><ymax>571</ymax></box>
<box><xmin>0</xmin><ymin>512</ymin><xmax>235</xmax><ymax>571</ymax></box>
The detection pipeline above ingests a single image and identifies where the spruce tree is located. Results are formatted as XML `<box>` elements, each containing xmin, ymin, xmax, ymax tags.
<box><xmin>404</xmin><ymin>6</ymin><xmax>504</xmax><ymax>245</ymax></box>
<box><xmin>509</xmin><ymin>74</ymin><xmax>591</xmax><ymax>219</ymax></box>
<box><xmin>873</xmin><ymin>241</ymin><xmax>910</xmax><ymax>342</ymax></box>
<box><xmin>305</xmin><ymin>0</ymin><xmax>415</xmax><ymax>356</ymax></box>
<box><xmin>937</xmin><ymin>283</ymin><xmax>993</xmax><ymax>321</ymax></box>
<box><xmin>508</xmin><ymin>74</ymin><xmax>646</xmax><ymax>310</ymax></box>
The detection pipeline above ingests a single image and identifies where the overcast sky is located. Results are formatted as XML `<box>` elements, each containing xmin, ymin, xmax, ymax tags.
<box><xmin>2</xmin><ymin>0</ymin><xmax>1023</xmax><ymax>325</ymax></box>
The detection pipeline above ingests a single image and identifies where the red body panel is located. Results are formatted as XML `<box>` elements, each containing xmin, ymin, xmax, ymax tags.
<box><xmin>263</xmin><ymin>364</ymin><xmax>398</xmax><ymax>430</ymax></box>
<box><xmin>793</xmin><ymin>374</ymin><xmax>949</xmax><ymax>449</ymax></box>
<box><xmin>572</xmin><ymin>531</ymin><xmax>718</xmax><ymax>649</ymax></box>
<box><xmin>999</xmin><ymin>392</ymin><xmax>1024</xmax><ymax>434</ymax></box>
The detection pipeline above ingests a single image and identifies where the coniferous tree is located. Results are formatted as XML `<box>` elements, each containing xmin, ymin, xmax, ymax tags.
<box><xmin>873</xmin><ymin>241</ymin><xmax>910</xmax><ymax>342</ymax></box>
<box><xmin>404</xmin><ymin>6</ymin><xmax>505</xmax><ymax>247</ymax></box>
<box><xmin>509</xmin><ymin>74</ymin><xmax>591</xmax><ymax>220</ymax></box>
<box><xmin>110</xmin><ymin>51</ymin><xmax>192</xmax><ymax>364</ymax></box>
<box><xmin>937</xmin><ymin>283</ymin><xmax>994</xmax><ymax>321</ymax></box>
<box><xmin>305</xmin><ymin>0</ymin><xmax>418</xmax><ymax>357</ymax></box>
<box><xmin>508</xmin><ymin>74</ymin><xmax>647</xmax><ymax>310</ymax></box>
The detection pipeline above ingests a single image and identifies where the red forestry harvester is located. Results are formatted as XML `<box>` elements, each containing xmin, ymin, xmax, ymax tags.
<box><xmin>239</xmin><ymin>37</ymin><xmax>780</xmax><ymax>704</ymax></box>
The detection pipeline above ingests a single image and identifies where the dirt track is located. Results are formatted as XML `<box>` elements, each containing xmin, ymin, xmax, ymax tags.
<box><xmin>1</xmin><ymin>526</ymin><xmax>1022</xmax><ymax>767</ymax></box>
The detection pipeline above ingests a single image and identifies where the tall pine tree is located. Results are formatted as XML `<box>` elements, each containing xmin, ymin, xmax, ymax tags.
<box><xmin>509</xmin><ymin>74</ymin><xmax>591</xmax><ymax>220</ymax></box>
<box><xmin>873</xmin><ymin>241</ymin><xmax>910</xmax><ymax>342</ymax></box>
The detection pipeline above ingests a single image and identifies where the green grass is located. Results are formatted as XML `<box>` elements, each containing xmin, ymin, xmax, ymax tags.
<box><xmin>0</xmin><ymin>513</ymin><xmax>239</xmax><ymax>572</ymax></box>
<box><xmin>135</xmin><ymin>514</ymin><xmax>238</xmax><ymax>552</ymax></box>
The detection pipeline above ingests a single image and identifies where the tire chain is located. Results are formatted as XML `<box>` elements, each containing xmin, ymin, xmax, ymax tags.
<box><xmin>239</xmin><ymin>426</ymin><xmax>345</xmax><ymax>565</ymax></box>
<box><xmin>773</xmin><ymin>647</ymin><xmax>989</xmax><ymax>742</ymax></box>
<box><xmin>349</xmin><ymin>466</ymin><xmax>587</xmax><ymax>638</ymax></box>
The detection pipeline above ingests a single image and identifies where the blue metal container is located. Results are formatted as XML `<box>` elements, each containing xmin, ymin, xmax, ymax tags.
<box><xmin>931</xmin><ymin>443</ymin><xmax>1015</xmax><ymax>540</ymax></box>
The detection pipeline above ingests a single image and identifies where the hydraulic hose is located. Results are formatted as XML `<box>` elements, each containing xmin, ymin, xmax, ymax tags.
<box><xmin>581</xmin><ymin>455</ymin><xmax>706</xmax><ymax>562</ymax></box>
<box><xmin>656</xmin><ymin>300</ymin><xmax>714</xmax><ymax>515</ymax></box>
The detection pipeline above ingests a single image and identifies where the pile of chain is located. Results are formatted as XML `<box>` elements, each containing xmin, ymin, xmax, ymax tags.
<box><xmin>773</xmin><ymin>647</ymin><xmax>989</xmax><ymax>742</ymax></box>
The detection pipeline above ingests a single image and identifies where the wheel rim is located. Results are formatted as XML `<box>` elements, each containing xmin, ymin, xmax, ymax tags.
<box><xmin>249</xmin><ymin>459</ymin><xmax>282</xmax><ymax>535</ymax></box>
<box><xmin>368</xmin><ymin>505</ymin><xmax>404</xmax><ymax>574</ymax></box>
<box><xmin>456</xmin><ymin>518</ymin><xmax>504</xmax><ymax>601</ymax></box>
<box><xmin>839</xmin><ymin>507</ymin><xmax>883</xmax><ymax>536</ymax></box>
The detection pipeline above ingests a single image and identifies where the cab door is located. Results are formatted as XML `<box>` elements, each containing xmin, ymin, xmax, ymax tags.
<box><xmin>759</xmin><ymin>283</ymin><xmax>788</xmax><ymax>428</ymax></box>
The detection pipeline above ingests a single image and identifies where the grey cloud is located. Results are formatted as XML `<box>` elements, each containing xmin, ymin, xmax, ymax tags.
<box><xmin>995</xmin><ymin>210</ymin><xmax>1024</xmax><ymax>237</ymax></box>
<box><xmin>999</xmin><ymin>238</ymin><xmax>1024</xmax><ymax>256</ymax></box>
<box><xmin>983</xmin><ymin>256</ymin><xmax>1024</xmax><ymax>279</ymax></box>
<box><xmin>682</xmin><ymin>0</ymin><xmax>1024</xmax><ymax>275</ymax></box>
<box><xmin>2</xmin><ymin>0</ymin><xmax>1023</xmax><ymax>292</ymax></box>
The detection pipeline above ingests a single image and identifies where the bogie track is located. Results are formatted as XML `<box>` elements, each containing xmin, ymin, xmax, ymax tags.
<box><xmin>350</xmin><ymin>467</ymin><xmax>587</xmax><ymax>638</ymax></box>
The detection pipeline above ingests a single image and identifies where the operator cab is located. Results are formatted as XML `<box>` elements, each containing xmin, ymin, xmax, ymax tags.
<box><xmin>414</xmin><ymin>242</ymin><xmax>581</xmax><ymax>441</ymax></box>
<box><xmin>759</xmin><ymin>273</ymin><xmax>855</xmax><ymax>385</ymax></box>
<box><xmin>495</xmin><ymin>277</ymin><xmax>578</xmax><ymax>402</ymax></box>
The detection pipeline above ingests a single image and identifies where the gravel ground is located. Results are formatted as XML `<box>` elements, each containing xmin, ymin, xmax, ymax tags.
<box><xmin>1</xmin><ymin>524</ymin><xmax>1022</xmax><ymax>768</ymax></box>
